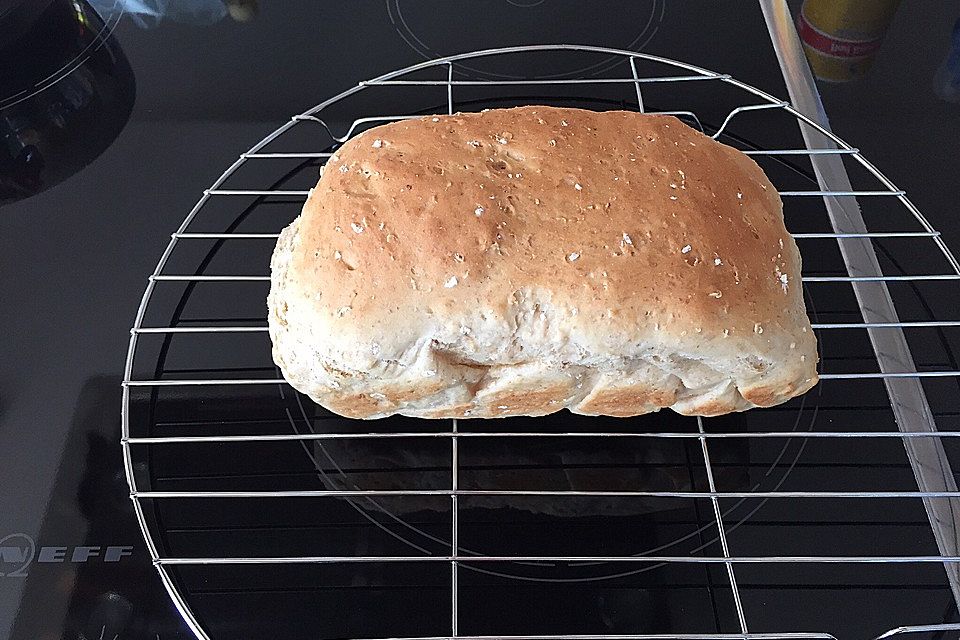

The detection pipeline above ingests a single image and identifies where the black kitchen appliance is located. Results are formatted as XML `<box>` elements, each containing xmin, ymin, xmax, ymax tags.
<box><xmin>120</xmin><ymin>42</ymin><xmax>960</xmax><ymax>640</ymax></box>
<box><xmin>5</xmin><ymin>3</ymin><xmax>960</xmax><ymax>640</ymax></box>
<box><xmin>0</xmin><ymin>0</ymin><xmax>135</xmax><ymax>205</ymax></box>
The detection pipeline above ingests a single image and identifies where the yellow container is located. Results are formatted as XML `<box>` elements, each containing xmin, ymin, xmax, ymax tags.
<box><xmin>797</xmin><ymin>0</ymin><xmax>902</xmax><ymax>82</ymax></box>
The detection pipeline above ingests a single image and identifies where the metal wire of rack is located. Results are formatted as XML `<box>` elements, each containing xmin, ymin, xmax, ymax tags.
<box><xmin>122</xmin><ymin>45</ymin><xmax>960</xmax><ymax>640</ymax></box>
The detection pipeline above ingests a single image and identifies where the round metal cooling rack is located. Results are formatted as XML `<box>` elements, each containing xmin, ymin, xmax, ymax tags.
<box><xmin>122</xmin><ymin>45</ymin><xmax>960</xmax><ymax>640</ymax></box>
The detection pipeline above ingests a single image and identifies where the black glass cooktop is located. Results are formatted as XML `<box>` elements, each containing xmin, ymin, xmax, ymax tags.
<box><xmin>4</xmin><ymin>2</ymin><xmax>960</xmax><ymax>640</ymax></box>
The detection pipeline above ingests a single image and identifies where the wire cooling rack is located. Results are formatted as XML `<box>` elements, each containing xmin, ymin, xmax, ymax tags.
<box><xmin>122</xmin><ymin>45</ymin><xmax>960</xmax><ymax>640</ymax></box>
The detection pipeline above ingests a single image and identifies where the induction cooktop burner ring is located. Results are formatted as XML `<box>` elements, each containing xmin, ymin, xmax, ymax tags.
<box><xmin>387</xmin><ymin>0</ymin><xmax>665</xmax><ymax>80</ymax></box>
<box><xmin>122</xmin><ymin>45</ymin><xmax>960</xmax><ymax>640</ymax></box>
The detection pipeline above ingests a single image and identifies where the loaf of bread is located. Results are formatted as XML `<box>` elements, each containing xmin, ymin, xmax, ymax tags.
<box><xmin>268</xmin><ymin>106</ymin><xmax>818</xmax><ymax>419</ymax></box>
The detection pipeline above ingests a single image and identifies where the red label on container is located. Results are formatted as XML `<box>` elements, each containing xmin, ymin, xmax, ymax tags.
<box><xmin>797</xmin><ymin>11</ymin><xmax>884</xmax><ymax>58</ymax></box>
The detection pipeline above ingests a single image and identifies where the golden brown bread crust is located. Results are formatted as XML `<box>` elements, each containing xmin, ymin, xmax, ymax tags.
<box><xmin>268</xmin><ymin>106</ymin><xmax>818</xmax><ymax>419</ymax></box>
